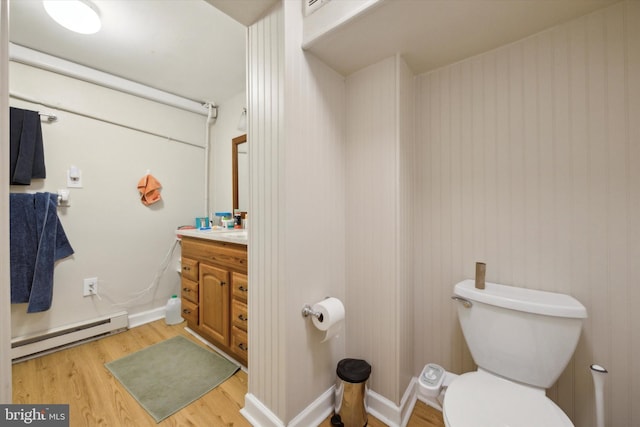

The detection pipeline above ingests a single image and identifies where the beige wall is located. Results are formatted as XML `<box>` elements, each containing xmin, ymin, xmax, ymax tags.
<box><xmin>246</xmin><ymin>2</ymin><xmax>286</xmax><ymax>419</ymax></box>
<box><xmin>9</xmin><ymin>62</ymin><xmax>206</xmax><ymax>337</ymax></box>
<box><xmin>345</xmin><ymin>54</ymin><xmax>415</xmax><ymax>405</ymax></box>
<box><xmin>210</xmin><ymin>90</ymin><xmax>247</xmax><ymax>214</ymax></box>
<box><xmin>398</xmin><ymin>56</ymin><xmax>416</xmax><ymax>399</ymax></box>
<box><xmin>246</xmin><ymin>15</ymin><xmax>416</xmax><ymax>420</ymax></box>
<box><xmin>413</xmin><ymin>2</ymin><xmax>640</xmax><ymax>426</ymax></box>
<box><xmin>346</xmin><ymin>56</ymin><xmax>399</xmax><ymax>400</ymax></box>
<box><xmin>247</xmin><ymin>1</ymin><xmax>347</xmax><ymax>423</ymax></box>
<box><xmin>283</xmin><ymin>0</ymin><xmax>347</xmax><ymax>420</ymax></box>
<box><xmin>247</xmin><ymin>1</ymin><xmax>638</xmax><ymax>426</ymax></box>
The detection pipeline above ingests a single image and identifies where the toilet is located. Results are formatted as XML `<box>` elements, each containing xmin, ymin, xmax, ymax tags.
<box><xmin>442</xmin><ymin>279</ymin><xmax>587</xmax><ymax>427</ymax></box>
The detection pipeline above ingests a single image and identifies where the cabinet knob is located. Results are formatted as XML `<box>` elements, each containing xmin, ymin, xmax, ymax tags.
<box><xmin>220</xmin><ymin>281</ymin><xmax>226</xmax><ymax>286</ymax></box>
<box><xmin>238</xmin><ymin>286</ymin><xmax>248</xmax><ymax>292</ymax></box>
<box><xmin>182</xmin><ymin>287</ymin><xmax>190</xmax><ymax>292</ymax></box>
<box><xmin>183</xmin><ymin>266</ymin><xmax>190</xmax><ymax>271</ymax></box>
<box><xmin>238</xmin><ymin>343</ymin><xmax>248</xmax><ymax>351</ymax></box>
<box><xmin>238</xmin><ymin>314</ymin><xmax>248</xmax><ymax>322</ymax></box>
<box><xmin>182</xmin><ymin>309</ymin><xmax>191</xmax><ymax>314</ymax></box>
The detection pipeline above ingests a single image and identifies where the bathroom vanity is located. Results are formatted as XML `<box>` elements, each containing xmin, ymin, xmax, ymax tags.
<box><xmin>177</xmin><ymin>229</ymin><xmax>248</xmax><ymax>366</ymax></box>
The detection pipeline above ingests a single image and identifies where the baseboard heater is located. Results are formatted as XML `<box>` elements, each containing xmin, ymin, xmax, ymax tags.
<box><xmin>11</xmin><ymin>311</ymin><xmax>129</xmax><ymax>362</ymax></box>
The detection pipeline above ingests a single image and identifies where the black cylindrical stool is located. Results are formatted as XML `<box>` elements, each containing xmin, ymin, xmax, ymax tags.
<box><xmin>332</xmin><ymin>358</ymin><xmax>372</xmax><ymax>427</ymax></box>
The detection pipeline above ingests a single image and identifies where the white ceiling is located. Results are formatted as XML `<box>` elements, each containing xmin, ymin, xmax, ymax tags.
<box><xmin>305</xmin><ymin>0</ymin><xmax>622</xmax><ymax>76</ymax></box>
<box><xmin>205</xmin><ymin>0</ymin><xmax>278</xmax><ymax>27</ymax></box>
<box><xmin>8</xmin><ymin>0</ymin><xmax>621</xmax><ymax>107</ymax></box>
<box><xmin>9</xmin><ymin>0</ymin><xmax>247</xmax><ymax>105</ymax></box>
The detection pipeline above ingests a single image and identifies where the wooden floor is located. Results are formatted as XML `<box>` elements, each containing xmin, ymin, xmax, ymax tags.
<box><xmin>318</xmin><ymin>401</ymin><xmax>444</xmax><ymax>427</ymax></box>
<box><xmin>12</xmin><ymin>320</ymin><xmax>444</xmax><ymax>427</ymax></box>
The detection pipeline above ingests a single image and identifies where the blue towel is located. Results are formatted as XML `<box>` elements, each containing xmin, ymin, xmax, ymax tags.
<box><xmin>10</xmin><ymin>192</ymin><xmax>74</xmax><ymax>313</ymax></box>
<box><xmin>10</xmin><ymin>107</ymin><xmax>46</xmax><ymax>185</ymax></box>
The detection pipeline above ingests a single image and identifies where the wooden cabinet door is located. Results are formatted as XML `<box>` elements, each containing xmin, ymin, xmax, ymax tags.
<box><xmin>199</xmin><ymin>264</ymin><xmax>230</xmax><ymax>346</ymax></box>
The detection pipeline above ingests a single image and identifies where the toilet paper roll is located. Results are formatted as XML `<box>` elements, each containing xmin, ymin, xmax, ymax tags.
<box><xmin>311</xmin><ymin>297</ymin><xmax>345</xmax><ymax>342</ymax></box>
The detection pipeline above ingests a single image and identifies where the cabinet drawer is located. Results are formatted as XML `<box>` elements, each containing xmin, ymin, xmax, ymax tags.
<box><xmin>232</xmin><ymin>272</ymin><xmax>248</xmax><ymax>302</ymax></box>
<box><xmin>231</xmin><ymin>299</ymin><xmax>248</xmax><ymax>331</ymax></box>
<box><xmin>181</xmin><ymin>299</ymin><xmax>198</xmax><ymax>324</ymax></box>
<box><xmin>231</xmin><ymin>326</ymin><xmax>248</xmax><ymax>358</ymax></box>
<box><xmin>181</xmin><ymin>257</ymin><xmax>199</xmax><ymax>281</ymax></box>
<box><xmin>181</xmin><ymin>278</ymin><xmax>198</xmax><ymax>304</ymax></box>
<box><xmin>182</xmin><ymin>238</ymin><xmax>247</xmax><ymax>272</ymax></box>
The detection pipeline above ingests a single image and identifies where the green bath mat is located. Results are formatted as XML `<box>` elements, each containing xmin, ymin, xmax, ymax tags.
<box><xmin>105</xmin><ymin>335</ymin><xmax>239</xmax><ymax>422</ymax></box>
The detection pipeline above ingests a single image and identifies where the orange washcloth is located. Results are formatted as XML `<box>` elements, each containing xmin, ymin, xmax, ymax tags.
<box><xmin>137</xmin><ymin>174</ymin><xmax>162</xmax><ymax>206</ymax></box>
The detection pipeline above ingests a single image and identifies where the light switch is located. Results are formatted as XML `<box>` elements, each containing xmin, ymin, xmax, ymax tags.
<box><xmin>67</xmin><ymin>165</ymin><xmax>82</xmax><ymax>188</ymax></box>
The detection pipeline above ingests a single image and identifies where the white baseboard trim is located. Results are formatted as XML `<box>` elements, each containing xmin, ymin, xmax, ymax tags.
<box><xmin>241</xmin><ymin>387</ymin><xmax>333</xmax><ymax>427</ymax></box>
<box><xmin>241</xmin><ymin>393</ymin><xmax>285</xmax><ymax>427</ymax></box>
<box><xmin>127</xmin><ymin>307</ymin><xmax>165</xmax><ymax>328</ymax></box>
<box><xmin>400</xmin><ymin>378</ymin><xmax>419</xmax><ymax>427</ymax></box>
<box><xmin>288</xmin><ymin>386</ymin><xmax>335</xmax><ymax>427</ymax></box>
<box><xmin>366</xmin><ymin>377</ymin><xmax>418</xmax><ymax>427</ymax></box>
<box><xmin>240</xmin><ymin>379</ymin><xmax>420</xmax><ymax>426</ymax></box>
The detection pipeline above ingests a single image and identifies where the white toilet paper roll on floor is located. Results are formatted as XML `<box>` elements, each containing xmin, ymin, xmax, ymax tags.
<box><xmin>311</xmin><ymin>297</ymin><xmax>345</xmax><ymax>342</ymax></box>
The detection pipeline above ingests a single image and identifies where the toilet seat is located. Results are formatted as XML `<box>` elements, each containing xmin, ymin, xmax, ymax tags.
<box><xmin>443</xmin><ymin>370</ymin><xmax>574</xmax><ymax>427</ymax></box>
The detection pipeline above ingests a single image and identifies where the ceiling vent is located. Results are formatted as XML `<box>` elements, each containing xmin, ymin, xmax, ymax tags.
<box><xmin>304</xmin><ymin>0</ymin><xmax>331</xmax><ymax>16</ymax></box>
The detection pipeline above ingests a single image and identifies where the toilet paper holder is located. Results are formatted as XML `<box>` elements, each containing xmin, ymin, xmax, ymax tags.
<box><xmin>301</xmin><ymin>304</ymin><xmax>324</xmax><ymax>322</ymax></box>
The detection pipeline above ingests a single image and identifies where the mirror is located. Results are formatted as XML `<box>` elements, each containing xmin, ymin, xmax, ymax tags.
<box><xmin>233</xmin><ymin>134</ymin><xmax>248</xmax><ymax>212</ymax></box>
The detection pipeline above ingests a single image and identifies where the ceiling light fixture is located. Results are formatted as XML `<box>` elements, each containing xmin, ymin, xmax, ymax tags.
<box><xmin>43</xmin><ymin>0</ymin><xmax>101</xmax><ymax>35</ymax></box>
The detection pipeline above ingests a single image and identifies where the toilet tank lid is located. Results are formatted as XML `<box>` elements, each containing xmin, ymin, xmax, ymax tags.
<box><xmin>454</xmin><ymin>280</ymin><xmax>587</xmax><ymax>319</ymax></box>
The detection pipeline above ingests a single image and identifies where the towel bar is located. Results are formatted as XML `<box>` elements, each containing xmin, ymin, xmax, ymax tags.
<box><xmin>39</xmin><ymin>112</ymin><xmax>57</xmax><ymax>123</ymax></box>
<box><xmin>57</xmin><ymin>190</ymin><xmax>70</xmax><ymax>207</ymax></box>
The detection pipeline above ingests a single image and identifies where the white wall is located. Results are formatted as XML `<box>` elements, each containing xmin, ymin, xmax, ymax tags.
<box><xmin>283</xmin><ymin>0</ymin><xmax>346</xmax><ymax>420</ymax></box>
<box><xmin>9</xmin><ymin>62</ymin><xmax>205</xmax><ymax>338</ymax></box>
<box><xmin>345</xmin><ymin>55</ymin><xmax>415</xmax><ymax>406</ymax></box>
<box><xmin>246</xmin><ymin>4</ymin><xmax>417</xmax><ymax>421</ymax></box>
<box><xmin>414</xmin><ymin>2</ymin><xmax>640</xmax><ymax>426</ymax></box>
<box><xmin>210</xmin><ymin>90</ymin><xmax>246</xmax><ymax>215</ymax></box>
<box><xmin>245</xmin><ymin>2</ymin><xmax>287</xmax><ymax>422</ymax></box>
<box><xmin>245</xmin><ymin>0</ymin><xmax>347</xmax><ymax>424</ymax></box>
<box><xmin>245</xmin><ymin>1</ymin><xmax>639</xmax><ymax>427</ymax></box>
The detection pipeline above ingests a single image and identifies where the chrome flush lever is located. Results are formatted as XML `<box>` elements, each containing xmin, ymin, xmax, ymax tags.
<box><xmin>451</xmin><ymin>295</ymin><xmax>473</xmax><ymax>308</ymax></box>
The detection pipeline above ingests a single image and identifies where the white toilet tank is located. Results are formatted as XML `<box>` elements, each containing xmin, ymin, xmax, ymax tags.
<box><xmin>453</xmin><ymin>280</ymin><xmax>587</xmax><ymax>388</ymax></box>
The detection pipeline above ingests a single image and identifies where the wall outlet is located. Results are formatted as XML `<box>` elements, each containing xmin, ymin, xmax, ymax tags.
<box><xmin>83</xmin><ymin>277</ymin><xmax>98</xmax><ymax>296</ymax></box>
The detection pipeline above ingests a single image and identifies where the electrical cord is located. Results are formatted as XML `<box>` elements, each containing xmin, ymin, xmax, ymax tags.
<box><xmin>95</xmin><ymin>237</ymin><xmax>180</xmax><ymax>307</ymax></box>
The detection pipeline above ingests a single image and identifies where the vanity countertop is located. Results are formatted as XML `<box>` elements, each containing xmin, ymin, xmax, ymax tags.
<box><xmin>176</xmin><ymin>228</ymin><xmax>248</xmax><ymax>245</ymax></box>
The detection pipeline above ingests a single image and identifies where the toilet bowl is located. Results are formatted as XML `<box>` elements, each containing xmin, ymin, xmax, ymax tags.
<box><xmin>443</xmin><ymin>370</ymin><xmax>573</xmax><ymax>427</ymax></box>
<box><xmin>443</xmin><ymin>280</ymin><xmax>587</xmax><ymax>427</ymax></box>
